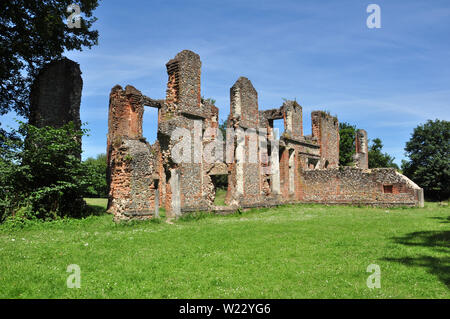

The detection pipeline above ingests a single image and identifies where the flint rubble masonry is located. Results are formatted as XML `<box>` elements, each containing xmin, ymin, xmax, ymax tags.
<box><xmin>104</xmin><ymin>50</ymin><xmax>424</xmax><ymax>220</ymax></box>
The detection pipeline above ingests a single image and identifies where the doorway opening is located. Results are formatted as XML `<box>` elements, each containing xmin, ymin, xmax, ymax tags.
<box><xmin>210</xmin><ymin>174</ymin><xmax>229</xmax><ymax>206</ymax></box>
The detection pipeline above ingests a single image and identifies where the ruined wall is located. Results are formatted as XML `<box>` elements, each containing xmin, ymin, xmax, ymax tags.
<box><xmin>280</xmin><ymin>101</ymin><xmax>316</xmax><ymax>201</ymax></box>
<box><xmin>201</xmin><ymin>101</ymin><xmax>227</xmax><ymax>206</ymax></box>
<box><xmin>260</xmin><ymin>100</ymin><xmax>318</xmax><ymax>201</ymax></box>
<box><xmin>105</xmin><ymin>49</ymin><xmax>425</xmax><ymax>220</ymax></box>
<box><xmin>283</xmin><ymin>100</ymin><xmax>303</xmax><ymax>139</ymax></box>
<box><xmin>159</xmin><ymin>50</ymin><xmax>215</xmax><ymax>215</ymax></box>
<box><xmin>280</xmin><ymin>138</ymin><xmax>320</xmax><ymax>202</ymax></box>
<box><xmin>30</xmin><ymin>58</ymin><xmax>82</xmax><ymax>129</ymax></box>
<box><xmin>164</xmin><ymin>50</ymin><xmax>203</xmax><ymax>117</ymax></box>
<box><xmin>107</xmin><ymin>85</ymin><xmax>144</xmax><ymax>141</ymax></box>
<box><xmin>29</xmin><ymin>57</ymin><xmax>83</xmax><ymax>157</ymax></box>
<box><xmin>301</xmin><ymin>167</ymin><xmax>424</xmax><ymax>207</ymax></box>
<box><xmin>106</xmin><ymin>85</ymin><xmax>159</xmax><ymax>221</ymax></box>
<box><xmin>228</xmin><ymin>77</ymin><xmax>262</xmax><ymax>207</ymax></box>
<box><xmin>354</xmin><ymin>129</ymin><xmax>369</xmax><ymax>169</ymax></box>
<box><xmin>296</xmin><ymin>138</ymin><xmax>321</xmax><ymax>170</ymax></box>
<box><xmin>108</xmin><ymin>139</ymin><xmax>159</xmax><ymax>220</ymax></box>
<box><xmin>259</xmin><ymin>108</ymin><xmax>282</xmax><ymax>197</ymax></box>
<box><xmin>311</xmin><ymin>111</ymin><xmax>339</xmax><ymax>169</ymax></box>
<box><xmin>230</xmin><ymin>77</ymin><xmax>259</xmax><ymax>128</ymax></box>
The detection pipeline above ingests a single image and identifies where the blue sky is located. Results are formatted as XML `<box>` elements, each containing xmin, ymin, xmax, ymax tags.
<box><xmin>2</xmin><ymin>0</ymin><xmax>449</xmax><ymax>165</ymax></box>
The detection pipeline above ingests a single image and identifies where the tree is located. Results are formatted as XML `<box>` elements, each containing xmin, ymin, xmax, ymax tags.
<box><xmin>339</xmin><ymin>122</ymin><xmax>398</xmax><ymax>169</ymax></box>
<box><xmin>83</xmin><ymin>153</ymin><xmax>108</xmax><ymax>198</ymax></box>
<box><xmin>401</xmin><ymin>120</ymin><xmax>450</xmax><ymax>200</ymax></box>
<box><xmin>339</xmin><ymin>122</ymin><xmax>356</xmax><ymax>166</ymax></box>
<box><xmin>368</xmin><ymin>138</ymin><xmax>398</xmax><ymax>169</ymax></box>
<box><xmin>0</xmin><ymin>0</ymin><xmax>100</xmax><ymax>117</ymax></box>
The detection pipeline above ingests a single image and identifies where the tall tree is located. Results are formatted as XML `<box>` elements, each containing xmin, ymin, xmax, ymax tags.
<box><xmin>368</xmin><ymin>138</ymin><xmax>398</xmax><ymax>169</ymax></box>
<box><xmin>339</xmin><ymin>122</ymin><xmax>357</xmax><ymax>166</ymax></box>
<box><xmin>402</xmin><ymin>120</ymin><xmax>450</xmax><ymax>200</ymax></box>
<box><xmin>83</xmin><ymin>153</ymin><xmax>108</xmax><ymax>198</ymax></box>
<box><xmin>0</xmin><ymin>0</ymin><xmax>100</xmax><ymax>118</ymax></box>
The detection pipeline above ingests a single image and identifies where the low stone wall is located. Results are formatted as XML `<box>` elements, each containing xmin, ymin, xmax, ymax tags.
<box><xmin>301</xmin><ymin>167</ymin><xmax>424</xmax><ymax>207</ymax></box>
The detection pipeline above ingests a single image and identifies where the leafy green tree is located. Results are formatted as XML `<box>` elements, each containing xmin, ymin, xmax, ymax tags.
<box><xmin>0</xmin><ymin>0</ymin><xmax>100</xmax><ymax>117</ymax></box>
<box><xmin>0</xmin><ymin>122</ymin><xmax>91</xmax><ymax>221</ymax></box>
<box><xmin>0</xmin><ymin>127</ymin><xmax>23</xmax><ymax>221</ymax></box>
<box><xmin>83</xmin><ymin>153</ymin><xmax>108</xmax><ymax>198</ymax></box>
<box><xmin>401</xmin><ymin>120</ymin><xmax>450</xmax><ymax>200</ymax></box>
<box><xmin>339</xmin><ymin>122</ymin><xmax>398</xmax><ymax>169</ymax></box>
<box><xmin>368</xmin><ymin>138</ymin><xmax>398</xmax><ymax>169</ymax></box>
<box><xmin>339</xmin><ymin>122</ymin><xmax>357</xmax><ymax>166</ymax></box>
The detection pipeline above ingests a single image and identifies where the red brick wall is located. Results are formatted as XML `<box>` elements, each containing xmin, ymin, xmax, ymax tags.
<box><xmin>311</xmin><ymin>111</ymin><xmax>339</xmax><ymax>168</ymax></box>
<box><xmin>301</xmin><ymin>167</ymin><xmax>421</xmax><ymax>206</ymax></box>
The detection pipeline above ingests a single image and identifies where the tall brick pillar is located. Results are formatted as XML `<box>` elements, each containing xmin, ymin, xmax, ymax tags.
<box><xmin>107</xmin><ymin>85</ymin><xmax>144</xmax><ymax>143</ymax></box>
<box><xmin>159</xmin><ymin>50</ymin><xmax>209</xmax><ymax>216</ymax></box>
<box><xmin>283</xmin><ymin>100</ymin><xmax>303</xmax><ymax>139</ymax></box>
<box><xmin>106</xmin><ymin>85</ymin><xmax>159</xmax><ymax>221</ymax></box>
<box><xmin>228</xmin><ymin>77</ymin><xmax>261</xmax><ymax>206</ymax></box>
<box><xmin>311</xmin><ymin>111</ymin><xmax>339</xmax><ymax>169</ymax></box>
<box><xmin>29</xmin><ymin>57</ymin><xmax>83</xmax><ymax>158</ymax></box>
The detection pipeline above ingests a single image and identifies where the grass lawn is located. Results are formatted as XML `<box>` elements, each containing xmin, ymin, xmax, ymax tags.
<box><xmin>0</xmin><ymin>199</ymin><xmax>448</xmax><ymax>299</ymax></box>
<box><xmin>214</xmin><ymin>189</ymin><xmax>227</xmax><ymax>206</ymax></box>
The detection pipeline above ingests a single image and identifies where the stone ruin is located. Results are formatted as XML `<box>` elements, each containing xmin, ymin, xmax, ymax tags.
<box><xmin>29</xmin><ymin>57</ymin><xmax>83</xmax><ymax>158</ymax></box>
<box><xmin>106</xmin><ymin>50</ymin><xmax>424</xmax><ymax>221</ymax></box>
<box><xmin>354</xmin><ymin>129</ymin><xmax>368</xmax><ymax>170</ymax></box>
<box><xmin>24</xmin><ymin>53</ymin><xmax>425</xmax><ymax>222</ymax></box>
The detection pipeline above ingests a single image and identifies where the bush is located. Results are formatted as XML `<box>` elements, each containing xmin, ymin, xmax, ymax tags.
<box><xmin>0</xmin><ymin>121</ymin><xmax>91</xmax><ymax>222</ymax></box>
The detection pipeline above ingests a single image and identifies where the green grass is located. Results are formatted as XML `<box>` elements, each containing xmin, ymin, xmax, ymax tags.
<box><xmin>84</xmin><ymin>198</ymin><xmax>108</xmax><ymax>208</ymax></box>
<box><xmin>0</xmin><ymin>200</ymin><xmax>448</xmax><ymax>299</ymax></box>
<box><xmin>214</xmin><ymin>188</ymin><xmax>227</xmax><ymax>206</ymax></box>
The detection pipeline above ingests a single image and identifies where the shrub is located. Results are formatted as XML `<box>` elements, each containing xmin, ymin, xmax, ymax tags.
<box><xmin>0</xmin><ymin>121</ymin><xmax>91</xmax><ymax>222</ymax></box>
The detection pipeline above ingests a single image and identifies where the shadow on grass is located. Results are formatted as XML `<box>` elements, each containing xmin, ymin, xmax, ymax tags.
<box><xmin>383</xmin><ymin>230</ymin><xmax>450</xmax><ymax>288</ymax></box>
<box><xmin>83</xmin><ymin>198</ymin><xmax>108</xmax><ymax>217</ymax></box>
<box><xmin>428</xmin><ymin>216</ymin><xmax>450</xmax><ymax>224</ymax></box>
<box><xmin>85</xmin><ymin>204</ymin><xmax>107</xmax><ymax>217</ymax></box>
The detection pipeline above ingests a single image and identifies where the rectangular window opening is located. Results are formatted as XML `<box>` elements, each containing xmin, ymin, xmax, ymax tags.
<box><xmin>211</xmin><ymin>174</ymin><xmax>229</xmax><ymax>206</ymax></box>
<box><xmin>383</xmin><ymin>185</ymin><xmax>393</xmax><ymax>194</ymax></box>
